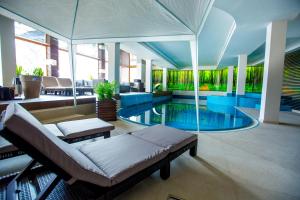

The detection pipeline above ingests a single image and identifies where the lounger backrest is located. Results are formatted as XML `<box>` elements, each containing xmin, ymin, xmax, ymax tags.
<box><xmin>42</xmin><ymin>76</ymin><xmax>59</xmax><ymax>88</ymax></box>
<box><xmin>2</xmin><ymin>103</ymin><xmax>110</xmax><ymax>186</ymax></box>
<box><xmin>57</xmin><ymin>78</ymin><xmax>73</xmax><ymax>87</ymax></box>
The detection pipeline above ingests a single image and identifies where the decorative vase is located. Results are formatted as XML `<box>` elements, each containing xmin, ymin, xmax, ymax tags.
<box><xmin>20</xmin><ymin>75</ymin><xmax>42</xmax><ymax>99</ymax></box>
<box><xmin>96</xmin><ymin>99</ymin><xmax>117</xmax><ymax>121</ymax></box>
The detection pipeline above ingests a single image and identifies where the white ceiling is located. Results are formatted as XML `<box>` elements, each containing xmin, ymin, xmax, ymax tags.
<box><xmin>120</xmin><ymin>42</ymin><xmax>173</xmax><ymax>68</ymax></box>
<box><xmin>0</xmin><ymin>0</ymin><xmax>299</xmax><ymax>68</ymax></box>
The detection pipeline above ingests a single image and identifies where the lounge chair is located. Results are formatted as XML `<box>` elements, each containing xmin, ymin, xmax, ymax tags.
<box><xmin>42</xmin><ymin>77</ymin><xmax>93</xmax><ymax>96</ymax></box>
<box><xmin>41</xmin><ymin>76</ymin><xmax>72</xmax><ymax>96</ymax></box>
<box><xmin>0</xmin><ymin>103</ymin><xmax>197</xmax><ymax>200</ymax></box>
<box><xmin>41</xmin><ymin>76</ymin><xmax>61</xmax><ymax>95</ymax></box>
<box><xmin>57</xmin><ymin>78</ymin><xmax>94</xmax><ymax>96</ymax></box>
<box><xmin>0</xmin><ymin>107</ymin><xmax>114</xmax><ymax>159</ymax></box>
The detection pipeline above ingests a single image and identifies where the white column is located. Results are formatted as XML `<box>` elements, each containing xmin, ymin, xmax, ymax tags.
<box><xmin>236</xmin><ymin>54</ymin><xmax>247</xmax><ymax>96</ymax></box>
<box><xmin>162</xmin><ymin>68</ymin><xmax>168</xmax><ymax>91</ymax></box>
<box><xmin>107</xmin><ymin>42</ymin><xmax>120</xmax><ymax>93</ymax></box>
<box><xmin>0</xmin><ymin>15</ymin><xmax>16</xmax><ymax>87</ymax></box>
<box><xmin>139</xmin><ymin>59</ymin><xmax>146</xmax><ymax>84</ymax></box>
<box><xmin>68</xmin><ymin>43</ymin><xmax>77</xmax><ymax>106</ymax></box>
<box><xmin>145</xmin><ymin>59</ymin><xmax>152</xmax><ymax>92</ymax></box>
<box><xmin>259</xmin><ymin>21</ymin><xmax>287</xmax><ymax>123</ymax></box>
<box><xmin>227</xmin><ymin>66</ymin><xmax>234</xmax><ymax>94</ymax></box>
<box><xmin>190</xmin><ymin>39</ymin><xmax>200</xmax><ymax>131</ymax></box>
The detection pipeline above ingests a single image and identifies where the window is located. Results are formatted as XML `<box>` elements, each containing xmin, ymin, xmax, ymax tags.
<box><xmin>15</xmin><ymin>22</ymin><xmax>47</xmax><ymax>74</ymax></box>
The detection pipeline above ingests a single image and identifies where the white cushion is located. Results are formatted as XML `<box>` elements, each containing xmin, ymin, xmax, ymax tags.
<box><xmin>44</xmin><ymin>124</ymin><xmax>64</xmax><ymax>138</ymax></box>
<box><xmin>132</xmin><ymin>125</ymin><xmax>197</xmax><ymax>152</ymax></box>
<box><xmin>57</xmin><ymin>118</ymin><xmax>114</xmax><ymax>139</ymax></box>
<box><xmin>79</xmin><ymin>134</ymin><xmax>168</xmax><ymax>185</ymax></box>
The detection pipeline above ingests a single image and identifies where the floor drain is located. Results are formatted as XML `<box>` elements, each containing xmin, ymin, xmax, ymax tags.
<box><xmin>167</xmin><ymin>194</ymin><xmax>186</xmax><ymax>200</ymax></box>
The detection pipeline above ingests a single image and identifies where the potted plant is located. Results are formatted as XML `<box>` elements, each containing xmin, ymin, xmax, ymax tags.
<box><xmin>20</xmin><ymin>67</ymin><xmax>44</xmax><ymax>99</ymax></box>
<box><xmin>94</xmin><ymin>81</ymin><xmax>117</xmax><ymax>121</ymax></box>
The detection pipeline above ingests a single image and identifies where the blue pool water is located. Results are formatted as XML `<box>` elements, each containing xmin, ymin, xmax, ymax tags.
<box><xmin>119</xmin><ymin>100</ymin><xmax>255</xmax><ymax>131</ymax></box>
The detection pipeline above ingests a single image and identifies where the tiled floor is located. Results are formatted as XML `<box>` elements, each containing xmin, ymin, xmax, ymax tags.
<box><xmin>1</xmin><ymin>109</ymin><xmax>300</xmax><ymax>200</ymax></box>
<box><xmin>114</xmin><ymin>109</ymin><xmax>300</xmax><ymax>200</ymax></box>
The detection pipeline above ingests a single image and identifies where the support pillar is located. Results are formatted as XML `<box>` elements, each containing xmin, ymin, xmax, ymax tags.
<box><xmin>145</xmin><ymin>59</ymin><xmax>152</xmax><ymax>92</ymax></box>
<box><xmin>190</xmin><ymin>39</ymin><xmax>200</xmax><ymax>131</ymax></box>
<box><xmin>46</xmin><ymin>35</ymin><xmax>59</xmax><ymax>77</ymax></box>
<box><xmin>162</xmin><ymin>68</ymin><xmax>168</xmax><ymax>91</ymax></box>
<box><xmin>0</xmin><ymin>15</ymin><xmax>16</xmax><ymax>87</ymax></box>
<box><xmin>236</xmin><ymin>54</ymin><xmax>247</xmax><ymax>96</ymax></box>
<box><xmin>68</xmin><ymin>43</ymin><xmax>77</xmax><ymax>106</ymax></box>
<box><xmin>97</xmin><ymin>43</ymin><xmax>106</xmax><ymax>79</ymax></box>
<box><xmin>236</xmin><ymin>55</ymin><xmax>247</xmax><ymax>96</ymax></box>
<box><xmin>259</xmin><ymin>21</ymin><xmax>287</xmax><ymax>123</ymax></box>
<box><xmin>107</xmin><ymin>43</ymin><xmax>120</xmax><ymax>94</ymax></box>
<box><xmin>138</xmin><ymin>59</ymin><xmax>146</xmax><ymax>83</ymax></box>
<box><xmin>227</xmin><ymin>66</ymin><xmax>234</xmax><ymax>95</ymax></box>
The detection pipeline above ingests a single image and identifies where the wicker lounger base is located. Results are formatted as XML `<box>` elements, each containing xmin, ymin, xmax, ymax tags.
<box><xmin>42</xmin><ymin>87</ymin><xmax>94</xmax><ymax>96</ymax></box>
<box><xmin>42</xmin><ymin>88</ymin><xmax>73</xmax><ymax>96</ymax></box>
<box><xmin>0</xmin><ymin>126</ymin><xmax>197</xmax><ymax>200</ymax></box>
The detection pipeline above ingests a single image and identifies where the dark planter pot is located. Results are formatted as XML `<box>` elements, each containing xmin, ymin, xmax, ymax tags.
<box><xmin>96</xmin><ymin>99</ymin><xmax>117</xmax><ymax>121</ymax></box>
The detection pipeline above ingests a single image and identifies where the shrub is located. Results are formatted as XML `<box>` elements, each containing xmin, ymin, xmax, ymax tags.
<box><xmin>16</xmin><ymin>65</ymin><xmax>23</xmax><ymax>76</ymax></box>
<box><xmin>33</xmin><ymin>67</ymin><xmax>44</xmax><ymax>77</ymax></box>
<box><xmin>94</xmin><ymin>81</ymin><xmax>116</xmax><ymax>101</ymax></box>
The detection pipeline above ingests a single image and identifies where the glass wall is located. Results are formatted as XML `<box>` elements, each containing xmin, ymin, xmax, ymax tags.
<box><xmin>15</xmin><ymin>22</ymin><xmax>47</xmax><ymax>74</ymax></box>
<box><xmin>15</xmin><ymin>38</ymin><xmax>47</xmax><ymax>74</ymax></box>
<box><xmin>58</xmin><ymin>42</ymin><xmax>107</xmax><ymax>80</ymax></box>
<box><xmin>129</xmin><ymin>54</ymin><xmax>140</xmax><ymax>82</ymax></box>
<box><xmin>120</xmin><ymin>53</ymin><xmax>142</xmax><ymax>83</ymax></box>
<box><xmin>15</xmin><ymin>22</ymin><xmax>108</xmax><ymax>82</ymax></box>
<box><xmin>57</xmin><ymin>41</ymin><xmax>70</xmax><ymax>78</ymax></box>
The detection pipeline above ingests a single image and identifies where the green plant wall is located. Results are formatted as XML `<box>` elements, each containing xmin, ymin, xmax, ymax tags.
<box><xmin>152</xmin><ymin>65</ymin><xmax>264</xmax><ymax>93</ymax></box>
<box><xmin>167</xmin><ymin>69</ymin><xmax>228</xmax><ymax>91</ymax></box>
<box><xmin>232</xmin><ymin>64</ymin><xmax>264</xmax><ymax>93</ymax></box>
<box><xmin>152</xmin><ymin>69</ymin><xmax>163</xmax><ymax>88</ymax></box>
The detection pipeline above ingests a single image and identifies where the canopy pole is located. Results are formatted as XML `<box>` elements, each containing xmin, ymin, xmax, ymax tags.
<box><xmin>190</xmin><ymin>38</ymin><xmax>200</xmax><ymax>132</ymax></box>
<box><xmin>68</xmin><ymin>42</ymin><xmax>77</xmax><ymax>107</ymax></box>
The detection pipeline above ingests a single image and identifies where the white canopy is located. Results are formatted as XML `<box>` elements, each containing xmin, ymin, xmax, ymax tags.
<box><xmin>0</xmin><ymin>0</ymin><xmax>300</xmax><ymax>67</ymax></box>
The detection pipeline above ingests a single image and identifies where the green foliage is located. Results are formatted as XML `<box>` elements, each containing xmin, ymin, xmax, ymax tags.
<box><xmin>16</xmin><ymin>65</ymin><xmax>23</xmax><ymax>76</ymax></box>
<box><xmin>166</xmin><ymin>69</ymin><xmax>228</xmax><ymax>92</ymax></box>
<box><xmin>94</xmin><ymin>81</ymin><xmax>116</xmax><ymax>100</ymax></box>
<box><xmin>153</xmin><ymin>65</ymin><xmax>264</xmax><ymax>93</ymax></box>
<box><xmin>152</xmin><ymin>69</ymin><xmax>163</xmax><ymax>89</ymax></box>
<box><xmin>233</xmin><ymin>64</ymin><xmax>263</xmax><ymax>93</ymax></box>
<box><xmin>32</xmin><ymin>67</ymin><xmax>44</xmax><ymax>77</ymax></box>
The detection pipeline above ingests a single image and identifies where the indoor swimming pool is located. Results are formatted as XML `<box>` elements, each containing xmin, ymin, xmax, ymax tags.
<box><xmin>119</xmin><ymin>100</ymin><xmax>255</xmax><ymax>131</ymax></box>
